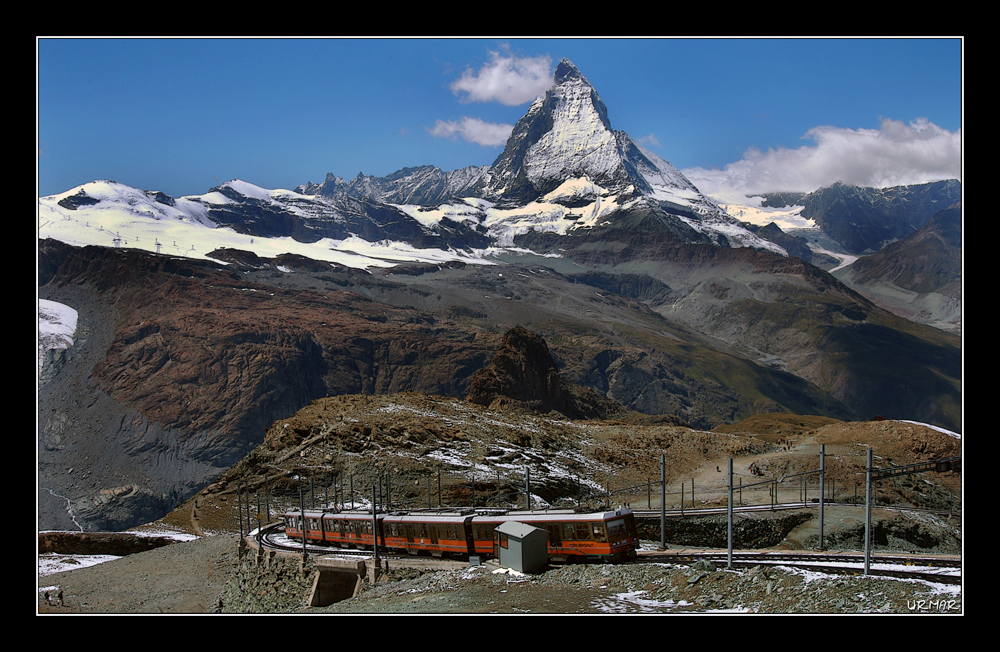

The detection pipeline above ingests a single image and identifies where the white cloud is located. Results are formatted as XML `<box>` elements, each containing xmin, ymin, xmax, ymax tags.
<box><xmin>637</xmin><ymin>133</ymin><xmax>663</xmax><ymax>148</ymax></box>
<box><xmin>427</xmin><ymin>117</ymin><xmax>513</xmax><ymax>147</ymax></box>
<box><xmin>450</xmin><ymin>50</ymin><xmax>553</xmax><ymax>106</ymax></box>
<box><xmin>683</xmin><ymin>117</ymin><xmax>962</xmax><ymax>202</ymax></box>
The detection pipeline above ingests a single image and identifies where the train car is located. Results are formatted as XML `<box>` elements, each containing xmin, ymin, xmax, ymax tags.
<box><xmin>283</xmin><ymin>509</ymin><xmax>384</xmax><ymax>549</ymax></box>
<box><xmin>382</xmin><ymin>512</ymin><xmax>475</xmax><ymax>557</ymax></box>
<box><xmin>470</xmin><ymin>508</ymin><xmax>638</xmax><ymax>563</ymax></box>
<box><xmin>282</xmin><ymin>507</ymin><xmax>638</xmax><ymax>563</ymax></box>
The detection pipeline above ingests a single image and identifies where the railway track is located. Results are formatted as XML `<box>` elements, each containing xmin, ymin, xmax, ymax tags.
<box><xmin>630</xmin><ymin>501</ymin><xmax>961</xmax><ymax>518</ymax></box>
<box><xmin>638</xmin><ymin>550</ymin><xmax>962</xmax><ymax>585</ymax></box>
<box><xmin>255</xmin><ymin>523</ymin><xmax>459</xmax><ymax>562</ymax></box>
<box><xmin>257</xmin><ymin>522</ymin><xmax>960</xmax><ymax>586</ymax></box>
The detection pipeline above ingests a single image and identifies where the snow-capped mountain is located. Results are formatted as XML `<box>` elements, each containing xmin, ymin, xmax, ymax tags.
<box><xmin>38</xmin><ymin>58</ymin><xmax>786</xmax><ymax>266</ymax></box>
<box><xmin>298</xmin><ymin>164</ymin><xmax>490</xmax><ymax>206</ymax></box>
<box><xmin>38</xmin><ymin>179</ymin><xmax>501</xmax><ymax>269</ymax></box>
<box><xmin>485</xmin><ymin>60</ymin><xmax>684</xmax><ymax>203</ymax></box>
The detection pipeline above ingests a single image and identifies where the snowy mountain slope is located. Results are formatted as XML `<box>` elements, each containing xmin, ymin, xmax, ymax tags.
<box><xmin>39</xmin><ymin>59</ymin><xmax>790</xmax><ymax>265</ymax></box>
<box><xmin>38</xmin><ymin>180</ymin><xmax>494</xmax><ymax>269</ymax></box>
<box><xmin>298</xmin><ymin>164</ymin><xmax>490</xmax><ymax>206</ymax></box>
<box><xmin>475</xmin><ymin>59</ymin><xmax>784</xmax><ymax>254</ymax></box>
<box><xmin>38</xmin><ymin>299</ymin><xmax>77</xmax><ymax>386</ymax></box>
<box><xmin>38</xmin><ymin>173</ymin><xmax>784</xmax><ymax>270</ymax></box>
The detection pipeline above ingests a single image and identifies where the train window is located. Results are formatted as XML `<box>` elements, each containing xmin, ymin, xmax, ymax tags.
<box><xmin>547</xmin><ymin>524</ymin><xmax>561</xmax><ymax>544</ymax></box>
<box><xmin>575</xmin><ymin>522</ymin><xmax>590</xmax><ymax>540</ymax></box>
<box><xmin>607</xmin><ymin>518</ymin><xmax>626</xmax><ymax>539</ymax></box>
<box><xmin>562</xmin><ymin>523</ymin><xmax>575</xmax><ymax>540</ymax></box>
<box><xmin>592</xmin><ymin>522</ymin><xmax>605</xmax><ymax>539</ymax></box>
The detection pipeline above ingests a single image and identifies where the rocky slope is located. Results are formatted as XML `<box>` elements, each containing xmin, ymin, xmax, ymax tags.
<box><xmin>798</xmin><ymin>180</ymin><xmax>962</xmax><ymax>254</ymax></box>
<box><xmin>39</xmin><ymin>389</ymin><xmax>961</xmax><ymax>614</ymax></box>
<box><xmin>833</xmin><ymin>205</ymin><xmax>961</xmax><ymax>334</ymax></box>
<box><xmin>179</xmin><ymin>388</ymin><xmax>960</xmax><ymax>538</ymax></box>
<box><xmin>298</xmin><ymin>165</ymin><xmax>490</xmax><ymax>206</ymax></box>
<box><xmin>39</xmin><ymin>234</ymin><xmax>963</xmax><ymax>532</ymax></box>
<box><xmin>465</xmin><ymin>325</ymin><xmax>631</xmax><ymax>420</ymax></box>
<box><xmin>514</xmin><ymin>226</ymin><xmax>962</xmax><ymax>432</ymax></box>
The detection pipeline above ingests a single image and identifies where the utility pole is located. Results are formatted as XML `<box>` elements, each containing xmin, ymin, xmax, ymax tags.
<box><xmin>818</xmin><ymin>444</ymin><xmax>825</xmax><ymax>550</ymax></box>
<box><xmin>372</xmin><ymin>484</ymin><xmax>380</xmax><ymax>570</ymax></box>
<box><xmin>660</xmin><ymin>454</ymin><xmax>665</xmax><ymax>550</ymax></box>
<box><xmin>299</xmin><ymin>487</ymin><xmax>307</xmax><ymax>558</ymax></box>
<box><xmin>727</xmin><ymin>458</ymin><xmax>733</xmax><ymax>569</ymax></box>
<box><xmin>865</xmin><ymin>447</ymin><xmax>872</xmax><ymax>575</ymax></box>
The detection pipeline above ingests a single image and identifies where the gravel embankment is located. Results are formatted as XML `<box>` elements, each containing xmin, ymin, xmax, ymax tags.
<box><xmin>38</xmin><ymin>533</ymin><xmax>239</xmax><ymax>614</ymax></box>
<box><xmin>39</xmin><ymin>532</ymin><xmax>961</xmax><ymax>614</ymax></box>
<box><xmin>312</xmin><ymin>557</ymin><xmax>962</xmax><ymax>614</ymax></box>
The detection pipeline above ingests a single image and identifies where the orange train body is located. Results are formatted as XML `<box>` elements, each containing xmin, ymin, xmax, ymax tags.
<box><xmin>282</xmin><ymin>508</ymin><xmax>639</xmax><ymax>563</ymax></box>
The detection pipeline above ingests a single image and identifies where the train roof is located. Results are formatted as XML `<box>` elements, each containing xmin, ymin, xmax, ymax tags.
<box><xmin>283</xmin><ymin>509</ymin><xmax>384</xmax><ymax>520</ymax></box>
<box><xmin>283</xmin><ymin>508</ymin><xmax>633</xmax><ymax>521</ymax></box>
<box><xmin>383</xmin><ymin>513</ymin><xmax>475</xmax><ymax>523</ymax></box>
<box><xmin>472</xmin><ymin>508</ymin><xmax>633</xmax><ymax>523</ymax></box>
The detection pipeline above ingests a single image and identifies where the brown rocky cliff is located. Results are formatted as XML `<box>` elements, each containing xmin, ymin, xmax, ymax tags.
<box><xmin>466</xmin><ymin>326</ymin><xmax>627</xmax><ymax>420</ymax></box>
<box><xmin>37</xmin><ymin>240</ymin><xmax>496</xmax><ymax>531</ymax></box>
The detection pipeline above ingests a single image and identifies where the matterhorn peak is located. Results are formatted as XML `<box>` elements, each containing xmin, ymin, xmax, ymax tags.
<box><xmin>553</xmin><ymin>58</ymin><xmax>588</xmax><ymax>84</ymax></box>
<box><xmin>474</xmin><ymin>59</ymin><xmax>783</xmax><ymax>252</ymax></box>
<box><xmin>482</xmin><ymin>58</ymin><xmax>626</xmax><ymax>204</ymax></box>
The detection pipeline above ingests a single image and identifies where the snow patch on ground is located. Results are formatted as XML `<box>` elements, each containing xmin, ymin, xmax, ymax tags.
<box><xmin>38</xmin><ymin>299</ymin><xmax>78</xmax><ymax>382</ymax></box>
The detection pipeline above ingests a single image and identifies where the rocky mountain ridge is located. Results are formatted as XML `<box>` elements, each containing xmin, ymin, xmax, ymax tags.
<box><xmin>38</xmin><ymin>58</ymin><xmax>961</xmax><ymax>536</ymax></box>
<box><xmin>761</xmin><ymin>180</ymin><xmax>962</xmax><ymax>255</ymax></box>
<box><xmin>39</xmin><ymin>231</ymin><xmax>960</xmax><ymax>533</ymax></box>
<box><xmin>37</xmin><ymin>236</ymin><xmax>859</xmax><ymax>530</ymax></box>
<box><xmin>832</xmin><ymin>204</ymin><xmax>961</xmax><ymax>334</ymax></box>
<box><xmin>297</xmin><ymin>164</ymin><xmax>490</xmax><ymax>207</ymax></box>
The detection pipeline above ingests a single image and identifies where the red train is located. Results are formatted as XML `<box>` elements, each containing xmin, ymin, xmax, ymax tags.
<box><xmin>282</xmin><ymin>507</ymin><xmax>639</xmax><ymax>563</ymax></box>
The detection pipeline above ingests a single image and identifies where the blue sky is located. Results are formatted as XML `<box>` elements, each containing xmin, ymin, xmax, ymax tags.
<box><xmin>37</xmin><ymin>37</ymin><xmax>962</xmax><ymax>200</ymax></box>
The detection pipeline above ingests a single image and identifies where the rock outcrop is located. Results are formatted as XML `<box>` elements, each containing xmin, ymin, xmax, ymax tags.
<box><xmin>466</xmin><ymin>326</ymin><xmax>627</xmax><ymax>420</ymax></box>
